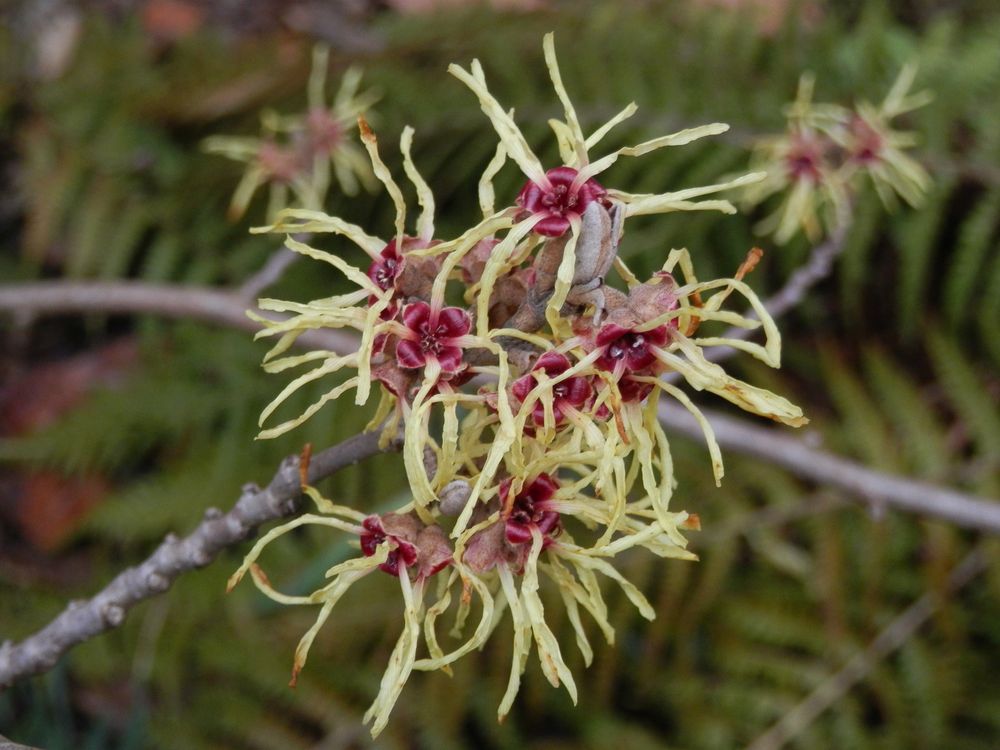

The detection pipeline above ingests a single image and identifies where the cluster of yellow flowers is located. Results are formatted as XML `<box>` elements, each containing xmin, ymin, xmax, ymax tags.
<box><xmin>743</xmin><ymin>66</ymin><xmax>932</xmax><ymax>243</ymax></box>
<box><xmin>229</xmin><ymin>34</ymin><xmax>806</xmax><ymax>736</ymax></box>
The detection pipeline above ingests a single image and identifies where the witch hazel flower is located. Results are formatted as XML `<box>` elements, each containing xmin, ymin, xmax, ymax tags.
<box><xmin>204</xmin><ymin>45</ymin><xmax>377</xmax><ymax>220</ymax></box>
<box><xmin>247</xmin><ymin>121</ymin><xmax>505</xmax><ymax>441</ymax></box>
<box><xmin>593</xmin><ymin>322</ymin><xmax>671</xmax><ymax>378</ymax></box>
<box><xmin>204</xmin><ymin>131</ymin><xmax>320</xmax><ymax>222</ymax></box>
<box><xmin>501</xmin><ymin>473</ymin><xmax>562</xmax><ymax>547</ymax></box>
<box><xmin>454</xmin><ymin>465</ymin><xmax>696</xmax><ymax>721</ymax></box>
<box><xmin>565</xmin><ymin>272</ymin><xmax>678</xmax><ymax>397</ymax></box>
<box><xmin>228</xmin><ymin>483</ymin><xmax>496</xmax><ymax>737</ymax></box>
<box><xmin>515</xmin><ymin>165</ymin><xmax>609</xmax><ymax>239</ymax></box>
<box><xmin>743</xmin><ymin>67</ymin><xmax>931</xmax><ymax>242</ymax></box>
<box><xmin>510</xmin><ymin>351</ymin><xmax>592</xmax><ymax>429</ymax></box>
<box><xmin>395</xmin><ymin>301</ymin><xmax>472</xmax><ymax>376</ymax></box>
<box><xmin>492</xmin><ymin>248</ymin><xmax>805</xmax><ymax>537</ymax></box>
<box><xmin>784</xmin><ymin>130</ymin><xmax>827</xmax><ymax>183</ymax></box>
<box><xmin>245</xmin><ymin>123</ymin><xmax>432</xmax><ymax>432</ymax></box>
<box><xmin>261</xmin><ymin>47</ymin><xmax>381</xmax><ymax>202</ymax></box>
<box><xmin>456</xmin><ymin>476</ymin><xmax>575</xmax><ymax>718</ymax></box>
<box><xmin>366</xmin><ymin>237</ymin><xmax>406</xmax><ymax>303</ymax></box>
<box><xmin>359</xmin><ymin>515</ymin><xmax>419</xmax><ymax>575</ymax></box>
<box><xmin>449</xmin><ymin>33</ymin><xmax>764</xmax><ymax>332</ymax></box>
<box><xmin>590</xmin><ymin>322</ymin><xmax>672</xmax><ymax>409</ymax></box>
<box><xmin>834</xmin><ymin>64</ymin><xmax>932</xmax><ymax>209</ymax></box>
<box><xmin>742</xmin><ymin>75</ymin><xmax>848</xmax><ymax>243</ymax></box>
<box><xmin>296</xmin><ymin>48</ymin><xmax>380</xmax><ymax>199</ymax></box>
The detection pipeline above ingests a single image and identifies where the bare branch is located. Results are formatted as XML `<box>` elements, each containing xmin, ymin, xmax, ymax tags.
<box><xmin>755</xmin><ymin>222</ymin><xmax>850</xmax><ymax>322</ymax></box>
<box><xmin>0</xmin><ymin>428</ymin><xmax>400</xmax><ymax>690</ymax></box>
<box><xmin>746</xmin><ymin>544</ymin><xmax>989</xmax><ymax>750</ymax></box>
<box><xmin>0</xmin><ymin>281</ymin><xmax>354</xmax><ymax>353</ymax></box>
<box><xmin>658</xmin><ymin>401</ymin><xmax>1000</xmax><ymax>533</ymax></box>
<box><xmin>238</xmin><ymin>230</ymin><xmax>315</xmax><ymax>301</ymax></box>
<box><xmin>238</xmin><ymin>246</ymin><xmax>301</xmax><ymax>300</ymax></box>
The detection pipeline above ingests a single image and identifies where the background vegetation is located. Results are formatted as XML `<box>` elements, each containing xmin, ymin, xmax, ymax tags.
<box><xmin>1</xmin><ymin>1</ymin><xmax>998</xmax><ymax>747</ymax></box>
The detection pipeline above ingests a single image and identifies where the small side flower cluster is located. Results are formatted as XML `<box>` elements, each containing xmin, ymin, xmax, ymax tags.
<box><xmin>742</xmin><ymin>66</ymin><xmax>932</xmax><ymax>243</ymax></box>
<box><xmin>204</xmin><ymin>45</ymin><xmax>378</xmax><ymax>220</ymax></box>
<box><xmin>230</xmin><ymin>34</ymin><xmax>806</xmax><ymax>736</ymax></box>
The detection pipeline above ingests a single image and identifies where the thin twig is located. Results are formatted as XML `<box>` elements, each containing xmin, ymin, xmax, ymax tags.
<box><xmin>0</xmin><ymin>281</ymin><xmax>354</xmax><ymax>353</ymax></box>
<box><xmin>745</xmin><ymin>544</ymin><xmax>990</xmax><ymax>750</ymax></box>
<box><xmin>0</xmin><ymin>428</ymin><xmax>400</xmax><ymax>690</ymax></box>
<box><xmin>658</xmin><ymin>401</ymin><xmax>1000</xmax><ymax>533</ymax></box>
<box><xmin>238</xmin><ymin>246</ymin><xmax>301</xmax><ymax>300</ymax></box>
<box><xmin>238</xmin><ymin>232</ymin><xmax>314</xmax><ymax>301</ymax></box>
<box><xmin>759</xmin><ymin>221</ymin><xmax>851</xmax><ymax>320</ymax></box>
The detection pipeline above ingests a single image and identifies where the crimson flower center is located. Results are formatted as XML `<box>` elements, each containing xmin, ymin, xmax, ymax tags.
<box><xmin>373</xmin><ymin>258</ymin><xmax>399</xmax><ymax>290</ymax></box>
<box><xmin>608</xmin><ymin>333</ymin><xmax>647</xmax><ymax>361</ymax></box>
<box><xmin>785</xmin><ymin>136</ymin><xmax>824</xmax><ymax>183</ymax></box>
<box><xmin>510</xmin><ymin>496</ymin><xmax>545</xmax><ymax>526</ymax></box>
<box><xmin>790</xmin><ymin>154</ymin><xmax>814</xmax><ymax>171</ymax></box>
<box><xmin>258</xmin><ymin>142</ymin><xmax>300</xmax><ymax>183</ymax></box>
<box><xmin>788</xmin><ymin>152</ymin><xmax>819</xmax><ymax>181</ymax></box>
<box><xmin>418</xmin><ymin>323</ymin><xmax>450</xmax><ymax>353</ymax></box>
<box><xmin>517</xmin><ymin>166</ymin><xmax>607</xmax><ymax>238</ymax></box>
<box><xmin>854</xmin><ymin>135</ymin><xmax>882</xmax><ymax>163</ymax></box>
<box><xmin>360</xmin><ymin>517</ymin><xmax>417</xmax><ymax>576</ymax></box>
<box><xmin>540</xmin><ymin>183</ymin><xmax>578</xmax><ymax>214</ymax></box>
<box><xmin>502</xmin><ymin>474</ymin><xmax>560</xmax><ymax>546</ymax></box>
<box><xmin>307</xmin><ymin>109</ymin><xmax>343</xmax><ymax>152</ymax></box>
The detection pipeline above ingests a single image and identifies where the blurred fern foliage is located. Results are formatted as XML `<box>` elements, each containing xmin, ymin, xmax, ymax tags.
<box><xmin>1</xmin><ymin>1</ymin><xmax>998</xmax><ymax>748</ymax></box>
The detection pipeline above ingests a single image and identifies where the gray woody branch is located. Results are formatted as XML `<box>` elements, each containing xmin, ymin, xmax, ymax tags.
<box><xmin>0</xmin><ymin>280</ymin><xmax>354</xmax><ymax>354</ymax></box>
<box><xmin>658</xmin><ymin>402</ymin><xmax>1000</xmax><ymax>534</ymax></box>
<box><xmin>0</xmin><ymin>428</ymin><xmax>399</xmax><ymax>689</ymax></box>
